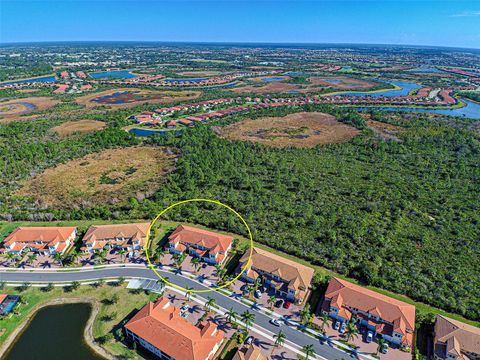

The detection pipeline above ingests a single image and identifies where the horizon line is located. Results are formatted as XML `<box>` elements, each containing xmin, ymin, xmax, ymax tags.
<box><xmin>1</xmin><ymin>40</ymin><xmax>479</xmax><ymax>51</ymax></box>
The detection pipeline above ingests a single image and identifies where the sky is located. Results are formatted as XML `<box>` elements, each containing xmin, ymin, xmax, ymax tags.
<box><xmin>1</xmin><ymin>0</ymin><xmax>480</xmax><ymax>49</ymax></box>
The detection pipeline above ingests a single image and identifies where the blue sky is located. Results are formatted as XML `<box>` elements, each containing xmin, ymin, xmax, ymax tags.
<box><xmin>1</xmin><ymin>1</ymin><xmax>480</xmax><ymax>48</ymax></box>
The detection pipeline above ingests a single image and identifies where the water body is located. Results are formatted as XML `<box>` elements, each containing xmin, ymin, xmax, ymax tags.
<box><xmin>1</xmin><ymin>75</ymin><xmax>56</xmax><ymax>85</ymax></box>
<box><xmin>4</xmin><ymin>303</ymin><xmax>104</xmax><ymax>360</ymax></box>
<box><xmin>357</xmin><ymin>98</ymin><xmax>480</xmax><ymax>119</ymax></box>
<box><xmin>129</xmin><ymin>128</ymin><xmax>167</xmax><ymax>137</ymax></box>
<box><xmin>337</xmin><ymin>80</ymin><xmax>422</xmax><ymax>97</ymax></box>
<box><xmin>89</xmin><ymin>70</ymin><xmax>136</xmax><ymax>79</ymax></box>
<box><xmin>408</xmin><ymin>67</ymin><xmax>445</xmax><ymax>73</ymax></box>
<box><xmin>262</xmin><ymin>77</ymin><xmax>285</xmax><ymax>82</ymax></box>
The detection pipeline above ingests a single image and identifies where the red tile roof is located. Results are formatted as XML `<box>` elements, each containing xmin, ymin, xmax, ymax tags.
<box><xmin>125</xmin><ymin>297</ymin><xmax>224</xmax><ymax>360</ymax></box>
<box><xmin>168</xmin><ymin>225</ymin><xmax>233</xmax><ymax>255</ymax></box>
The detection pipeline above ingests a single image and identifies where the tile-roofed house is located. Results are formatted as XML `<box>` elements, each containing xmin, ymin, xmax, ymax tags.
<box><xmin>124</xmin><ymin>297</ymin><xmax>225</xmax><ymax>360</ymax></box>
<box><xmin>232</xmin><ymin>344</ymin><xmax>269</xmax><ymax>360</ymax></box>
<box><xmin>433</xmin><ymin>315</ymin><xmax>480</xmax><ymax>360</ymax></box>
<box><xmin>321</xmin><ymin>277</ymin><xmax>416</xmax><ymax>348</ymax></box>
<box><xmin>238</xmin><ymin>247</ymin><xmax>314</xmax><ymax>303</ymax></box>
<box><xmin>167</xmin><ymin>225</ymin><xmax>233</xmax><ymax>265</ymax></box>
<box><xmin>81</xmin><ymin>223</ymin><xmax>149</xmax><ymax>254</ymax></box>
<box><xmin>1</xmin><ymin>227</ymin><xmax>76</xmax><ymax>255</ymax></box>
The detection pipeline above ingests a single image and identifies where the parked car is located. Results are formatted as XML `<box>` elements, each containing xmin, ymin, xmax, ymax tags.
<box><xmin>380</xmin><ymin>345</ymin><xmax>388</xmax><ymax>354</ymax></box>
<box><xmin>254</xmin><ymin>290</ymin><xmax>262</xmax><ymax>299</ymax></box>
<box><xmin>245</xmin><ymin>336</ymin><xmax>254</xmax><ymax>345</ymax></box>
<box><xmin>283</xmin><ymin>300</ymin><xmax>292</xmax><ymax>309</ymax></box>
<box><xmin>339</xmin><ymin>322</ymin><xmax>347</xmax><ymax>334</ymax></box>
<box><xmin>275</xmin><ymin>299</ymin><xmax>284</xmax><ymax>308</ymax></box>
<box><xmin>366</xmin><ymin>331</ymin><xmax>374</xmax><ymax>343</ymax></box>
<box><xmin>180</xmin><ymin>304</ymin><xmax>189</xmax><ymax>312</ymax></box>
<box><xmin>270</xmin><ymin>319</ymin><xmax>281</xmax><ymax>327</ymax></box>
<box><xmin>333</xmin><ymin>321</ymin><xmax>340</xmax><ymax>330</ymax></box>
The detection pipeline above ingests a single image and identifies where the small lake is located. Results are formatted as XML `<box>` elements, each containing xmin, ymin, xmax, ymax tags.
<box><xmin>262</xmin><ymin>77</ymin><xmax>285</xmax><ymax>82</ymax></box>
<box><xmin>1</xmin><ymin>76</ymin><xmax>56</xmax><ymax>85</ymax></box>
<box><xmin>357</xmin><ymin>98</ymin><xmax>480</xmax><ymax>119</ymax></box>
<box><xmin>129</xmin><ymin>128</ymin><xmax>167</xmax><ymax>137</ymax></box>
<box><xmin>89</xmin><ymin>70</ymin><xmax>136</xmax><ymax>79</ymax></box>
<box><xmin>407</xmin><ymin>67</ymin><xmax>445</xmax><ymax>73</ymax></box>
<box><xmin>337</xmin><ymin>80</ymin><xmax>422</xmax><ymax>97</ymax></box>
<box><xmin>4</xmin><ymin>303</ymin><xmax>104</xmax><ymax>360</ymax></box>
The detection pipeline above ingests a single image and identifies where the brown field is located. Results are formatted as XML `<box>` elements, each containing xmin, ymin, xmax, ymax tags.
<box><xmin>76</xmin><ymin>88</ymin><xmax>201</xmax><ymax>108</ymax></box>
<box><xmin>49</xmin><ymin>120</ymin><xmax>106</xmax><ymax>137</ymax></box>
<box><xmin>219</xmin><ymin>112</ymin><xmax>360</xmax><ymax>148</ymax></box>
<box><xmin>0</xmin><ymin>97</ymin><xmax>59</xmax><ymax>123</ymax></box>
<box><xmin>16</xmin><ymin>146</ymin><xmax>177</xmax><ymax>209</ymax></box>
<box><xmin>367</xmin><ymin>119</ymin><xmax>404</xmax><ymax>142</ymax></box>
<box><xmin>308</xmin><ymin>76</ymin><xmax>378</xmax><ymax>89</ymax></box>
<box><xmin>232</xmin><ymin>81</ymin><xmax>302</xmax><ymax>94</ymax></box>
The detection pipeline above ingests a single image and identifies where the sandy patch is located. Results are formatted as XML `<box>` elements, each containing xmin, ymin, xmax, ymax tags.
<box><xmin>218</xmin><ymin>112</ymin><xmax>360</xmax><ymax>148</ymax></box>
<box><xmin>49</xmin><ymin>120</ymin><xmax>106</xmax><ymax>137</ymax></box>
<box><xmin>16</xmin><ymin>146</ymin><xmax>176</xmax><ymax>209</ymax></box>
<box><xmin>0</xmin><ymin>97</ymin><xmax>59</xmax><ymax>123</ymax></box>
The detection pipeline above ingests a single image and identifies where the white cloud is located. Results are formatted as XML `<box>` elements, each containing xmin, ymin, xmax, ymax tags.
<box><xmin>452</xmin><ymin>10</ymin><xmax>480</xmax><ymax>17</ymax></box>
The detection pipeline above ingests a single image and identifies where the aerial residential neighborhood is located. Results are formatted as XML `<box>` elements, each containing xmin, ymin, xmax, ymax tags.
<box><xmin>1</xmin><ymin>0</ymin><xmax>480</xmax><ymax>359</ymax></box>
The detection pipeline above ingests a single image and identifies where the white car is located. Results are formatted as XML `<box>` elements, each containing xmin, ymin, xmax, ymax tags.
<box><xmin>366</xmin><ymin>331</ymin><xmax>374</xmax><ymax>343</ymax></box>
<box><xmin>333</xmin><ymin>321</ymin><xmax>340</xmax><ymax>330</ymax></box>
<box><xmin>254</xmin><ymin>290</ymin><xmax>262</xmax><ymax>299</ymax></box>
<box><xmin>270</xmin><ymin>319</ymin><xmax>281</xmax><ymax>327</ymax></box>
<box><xmin>245</xmin><ymin>336</ymin><xmax>254</xmax><ymax>345</ymax></box>
<box><xmin>339</xmin><ymin>322</ymin><xmax>347</xmax><ymax>334</ymax></box>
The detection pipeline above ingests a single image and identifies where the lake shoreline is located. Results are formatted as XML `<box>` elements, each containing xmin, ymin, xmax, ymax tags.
<box><xmin>0</xmin><ymin>297</ymin><xmax>113</xmax><ymax>360</ymax></box>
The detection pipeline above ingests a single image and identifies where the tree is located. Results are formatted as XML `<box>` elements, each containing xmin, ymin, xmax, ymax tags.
<box><xmin>241</xmin><ymin>310</ymin><xmax>255</xmax><ymax>330</ymax></box>
<box><xmin>376</xmin><ymin>338</ymin><xmax>387</xmax><ymax>355</ymax></box>
<box><xmin>53</xmin><ymin>252</ymin><xmax>64</xmax><ymax>266</ymax></box>
<box><xmin>118</xmin><ymin>249</ymin><xmax>126</xmax><ymax>263</ymax></box>
<box><xmin>301</xmin><ymin>344</ymin><xmax>316</xmax><ymax>360</ymax></box>
<box><xmin>319</xmin><ymin>313</ymin><xmax>330</xmax><ymax>334</ymax></box>
<box><xmin>26</xmin><ymin>253</ymin><xmax>37</xmax><ymax>265</ymax></box>
<box><xmin>111</xmin><ymin>293</ymin><xmax>120</xmax><ymax>304</ymax></box>
<box><xmin>70</xmin><ymin>281</ymin><xmax>81</xmax><ymax>291</ymax></box>
<box><xmin>44</xmin><ymin>283</ymin><xmax>54</xmax><ymax>292</ymax></box>
<box><xmin>267</xmin><ymin>295</ymin><xmax>277</xmax><ymax>309</ymax></box>
<box><xmin>4</xmin><ymin>252</ymin><xmax>16</xmax><ymax>264</ymax></box>
<box><xmin>226</xmin><ymin>308</ymin><xmax>238</xmax><ymax>324</ymax></box>
<box><xmin>300</xmin><ymin>304</ymin><xmax>312</xmax><ymax>325</ymax></box>
<box><xmin>274</xmin><ymin>330</ymin><xmax>286</xmax><ymax>348</ymax></box>
<box><xmin>204</xmin><ymin>296</ymin><xmax>216</xmax><ymax>312</ymax></box>
<box><xmin>191</xmin><ymin>257</ymin><xmax>201</xmax><ymax>273</ymax></box>
<box><xmin>345</xmin><ymin>322</ymin><xmax>359</xmax><ymax>342</ymax></box>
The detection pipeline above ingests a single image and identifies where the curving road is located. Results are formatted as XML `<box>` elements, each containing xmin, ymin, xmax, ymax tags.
<box><xmin>0</xmin><ymin>267</ymin><xmax>348</xmax><ymax>360</ymax></box>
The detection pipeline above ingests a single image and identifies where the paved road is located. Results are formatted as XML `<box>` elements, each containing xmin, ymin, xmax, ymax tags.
<box><xmin>0</xmin><ymin>268</ymin><xmax>348</xmax><ymax>360</ymax></box>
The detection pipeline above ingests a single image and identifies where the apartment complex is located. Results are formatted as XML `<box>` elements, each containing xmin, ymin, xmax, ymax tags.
<box><xmin>239</xmin><ymin>247</ymin><xmax>314</xmax><ymax>303</ymax></box>
<box><xmin>321</xmin><ymin>277</ymin><xmax>416</xmax><ymax>347</ymax></box>
<box><xmin>124</xmin><ymin>297</ymin><xmax>225</xmax><ymax>360</ymax></box>
<box><xmin>0</xmin><ymin>226</ymin><xmax>76</xmax><ymax>255</ymax></box>
<box><xmin>433</xmin><ymin>315</ymin><xmax>480</xmax><ymax>360</ymax></box>
<box><xmin>167</xmin><ymin>225</ymin><xmax>233</xmax><ymax>265</ymax></box>
<box><xmin>81</xmin><ymin>223</ymin><xmax>150</xmax><ymax>253</ymax></box>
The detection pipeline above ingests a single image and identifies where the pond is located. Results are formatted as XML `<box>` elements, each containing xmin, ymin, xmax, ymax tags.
<box><xmin>357</xmin><ymin>98</ymin><xmax>480</xmax><ymax>119</ymax></box>
<box><xmin>1</xmin><ymin>76</ymin><xmax>56</xmax><ymax>85</ymax></box>
<box><xmin>89</xmin><ymin>70</ymin><xmax>136</xmax><ymax>79</ymax></box>
<box><xmin>4</xmin><ymin>303</ymin><xmax>104</xmax><ymax>360</ymax></box>
<box><xmin>262</xmin><ymin>77</ymin><xmax>286</xmax><ymax>82</ymax></box>
<box><xmin>337</xmin><ymin>80</ymin><xmax>422</xmax><ymax>97</ymax></box>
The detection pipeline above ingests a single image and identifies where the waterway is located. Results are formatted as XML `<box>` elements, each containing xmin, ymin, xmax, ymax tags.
<box><xmin>4</xmin><ymin>303</ymin><xmax>104</xmax><ymax>360</ymax></box>
<box><xmin>337</xmin><ymin>80</ymin><xmax>422</xmax><ymax>97</ymax></box>
<box><xmin>89</xmin><ymin>70</ymin><xmax>136</xmax><ymax>79</ymax></box>
<box><xmin>1</xmin><ymin>75</ymin><xmax>56</xmax><ymax>85</ymax></box>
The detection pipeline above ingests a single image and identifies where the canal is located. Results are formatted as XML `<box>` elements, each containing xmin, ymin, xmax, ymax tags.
<box><xmin>4</xmin><ymin>303</ymin><xmax>104</xmax><ymax>360</ymax></box>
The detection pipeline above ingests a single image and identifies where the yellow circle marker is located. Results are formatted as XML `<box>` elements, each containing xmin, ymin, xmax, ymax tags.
<box><xmin>144</xmin><ymin>198</ymin><xmax>253</xmax><ymax>293</ymax></box>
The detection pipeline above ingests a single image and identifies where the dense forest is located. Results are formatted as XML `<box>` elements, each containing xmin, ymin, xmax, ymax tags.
<box><xmin>1</xmin><ymin>105</ymin><xmax>479</xmax><ymax>321</ymax></box>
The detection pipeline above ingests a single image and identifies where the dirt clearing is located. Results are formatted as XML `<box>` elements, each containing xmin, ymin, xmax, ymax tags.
<box><xmin>0</xmin><ymin>97</ymin><xmax>59</xmax><ymax>123</ymax></box>
<box><xmin>16</xmin><ymin>146</ymin><xmax>177</xmax><ymax>209</ymax></box>
<box><xmin>49</xmin><ymin>120</ymin><xmax>107</xmax><ymax>137</ymax></box>
<box><xmin>218</xmin><ymin>112</ymin><xmax>360</xmax><ymax>148</ymax></box>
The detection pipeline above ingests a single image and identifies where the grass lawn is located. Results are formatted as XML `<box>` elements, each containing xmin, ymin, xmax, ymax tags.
<box><xmin>0</xmin><ymin>283</ymin><xmax>158</xmax><ymax>359</ymax></box>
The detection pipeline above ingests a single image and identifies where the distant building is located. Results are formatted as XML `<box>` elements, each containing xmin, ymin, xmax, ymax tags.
<box><xmin>124</xmin><ymin>297</ymin><xmax>225</xmax><ymax>360</ymax></box>
<box><xmin>433</xmin><ymin>315</ymin><xmax>480</xmax><ymax>360</ymax></box>
<box><xmin>167</xmin><ymin>225</ymin><xmax>233</xmax><ymax>265</ymax></box>
<box><xmin>1</xmin><ymin>227</ymin><xmax>76</xmax><ymax>255</ymax></box>
<box><xmin>81</xmin><ymin>223</ymin><xmax>149</xmax><ymax>254</ymax></box>
<box><xmin>321</xmin><ymin>277</ymin><xmax>416</xmax><ymax>348</ymax></box>
<box><xmin>233</xmin><ymin>344</ymin><xmax>269</xmax><ymax>360</ymax></box>
<box><xmin>238</xmin><ymin>247</ymin><xmax>314</xmax><ymax>303</ymax></box>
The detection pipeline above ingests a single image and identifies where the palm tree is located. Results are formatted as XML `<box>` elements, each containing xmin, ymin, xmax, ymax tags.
<box><xmin>241</xmin><ymin>310</ymin><xmax>255</xmax><ymax>330</ymax></box>
<box><xmin>319</xmin><ymin>313</ymin><xmax>330</xmax><ymax>334</ymax></box>
<box><xmin>118</xmin><ymin>249</ymin><xmax>126</xmax><ymax>263</ymax></box>
<box><xmin>191</xmin><ymin>257</ymin><xmax>201</xmax><ymax>273</ymax></box>
<box><xmin>267</xmin><ymin>295</ymin><xmax>277</xmax><ymax>309</ymax></box>
<box><xmin>95</xmin><ymin>249</ymin><xmax>108</xmax><ymax>264</ymax></box>
<box><xmin>226</xmin><ymin>308</ymin><xmax>238</xmax><ymax>324</ymax></box>
<box><xmin>4</xmin><ymin>252</ymin><xmax>16</xmax><ymax>265</ymax></box>
<box><xmin>376</xmin><ymin>338</ymin><xmax>387</xmax><ymax>356</ymax></box>
<box><xmin>345</xmin><ymin>322</ymin><xmax>359</xmax><ymax>342</ymax></box>
<box><xmin>26</xmin><ymin>253</ymin><xmax>37</xmax><ymax>265</ymax></box>
<box><xmin>302</xmin><ymin>344</ymin><xmax>316</xmax><ymax>360</ymax></box>
<box><xmin>70</xmin><ymin>281</ymin><xmax>80</xmax><ymax>291</ymax></box>
<box><xmin>155</xmin><ymin>248</ymin><xmax>166</xmax><ymax>262</ymax></box>
<box><xmin>300</xmin><ymin>304</ymin><xmax>312</xmax><ymax>325</ymax></box>
<box><xmin>274</xmin><ymin>330</ymin><xmax>286</xmax><ymax>348</ymax></box>
<box><xmin>204</xmin><ymin>296</ymin><xmax>216</xmax><ymax>312</ymax></box>
<box><xmin>53</xmin><ymin>252</ymin><xmax>64</xmax><ymax>266</ymax></box>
